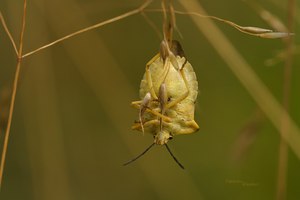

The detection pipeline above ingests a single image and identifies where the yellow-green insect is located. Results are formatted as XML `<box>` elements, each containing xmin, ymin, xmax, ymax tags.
<box><xmin>124</xmin><ymin>40</ymin><xmax>199</xmax><ymax>169</ymax></box>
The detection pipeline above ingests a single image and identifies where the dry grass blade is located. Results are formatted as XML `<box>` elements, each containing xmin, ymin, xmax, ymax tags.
<box><xmin>173</xmin><ymin>10</ymin><xmax>294</xmax><ymax>39</ymax></box>
<box><xmin>0</xmin><ymin>0</ymin><xmax>27</xmax><ymax>188</ymax></box>
<box><xmin>0</xmin><ymin>11</ymin><xmax>18</xmax><ymax>55</ymax></box>
<box><xmin>22</xmin><ymin>0</ymin><xmax>153</xmax><ymax>58</ymax></box>
<box><xmin>257</xmin><ymin>32</ymin><xmax>294</xmax><ymax>39</ymax></box>
<box><xmin>178</xmin><ymin>0</ymin><xmax>300</xmax><ymax>159</ymax></box>
<box><xmin>145</xmin><ymin>9</ymin><xmax>294</xmax><ymax>39</ymax></box>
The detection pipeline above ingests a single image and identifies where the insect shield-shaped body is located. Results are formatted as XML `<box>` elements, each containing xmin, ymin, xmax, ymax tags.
<box><xmin>134</xmin><ymin>40</ymin><xmax>199</xmax><ymax>141</ymax></box>
<box><xmin>127</xmin><ymin>40</ymin><xmax>199</xmax><ymax>168</ymax></box>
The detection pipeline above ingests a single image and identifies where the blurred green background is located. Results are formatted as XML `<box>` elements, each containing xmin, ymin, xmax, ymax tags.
<box><xmin>0</xmin><ymin>0</ymin><xmax>299</xmax><ymax>199</ymax></box>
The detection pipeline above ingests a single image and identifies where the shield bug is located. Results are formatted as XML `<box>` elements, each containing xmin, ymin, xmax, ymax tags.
<box><xmin>124</xmin><ymin>39</ymin><xmax>199</xmax><ymax>169</ymax></box>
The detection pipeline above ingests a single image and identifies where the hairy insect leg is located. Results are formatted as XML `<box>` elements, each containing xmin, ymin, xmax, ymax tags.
<box><xmin>131</xmin><ymin>119</ymin><xmax>160</xmax><ymax>132</ymax></box>
<box><xmin>176</xmin><ymin>120</ymin><xmax>199</xmax><ymax>135</ymax></box>
<box><xmin>131</xmin><ymin>101</ymin><xmax>172</xmax><ymax>122</ymax></box>
<box><xmin>154</xmin><ymin>42</ymin><xmax>173</xmax><ymax>93</ymax></box>
<box><xmin>139</xmin><ymin>92</ymin><xmax>151</xmax><ymax>134</ymax></box>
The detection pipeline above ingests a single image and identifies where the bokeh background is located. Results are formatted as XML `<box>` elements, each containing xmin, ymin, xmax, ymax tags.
<box><xmin>0</xmin><ymin>0</ymin><xmax>299</xmax><ymax>199</ymax></box>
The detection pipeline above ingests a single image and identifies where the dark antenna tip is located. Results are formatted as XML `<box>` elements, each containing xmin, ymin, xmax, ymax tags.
<box><xmin>123</xmin><ymin>143</ymin><xmax>155</xmax><ymax>166</ymax></box>
<box><xmin>165</xmin><ymin>144</ymin><xmax>185</xmax><ymax>169</ymax></box>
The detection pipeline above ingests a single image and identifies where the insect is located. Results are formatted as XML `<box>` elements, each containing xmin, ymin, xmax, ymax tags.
<box><xmin>124</xmin><ymin>39</ymin><xmax>199</xmax><ymax>169</ymax></box>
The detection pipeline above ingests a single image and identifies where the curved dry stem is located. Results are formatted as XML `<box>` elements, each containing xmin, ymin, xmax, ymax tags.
<box><xmin>0</xmin><ymin>0</ymin><xmax>27</xmax><ymax>188</ymax></box>
<box><xmin>22</xmin><ymin>0</ymin><xmax>153</xmax><ymax>58</ymax></box>
<box><xmin>145</xmin><ymin>8</ymin><xmax>293</xmax><ymax>39</ymax></box>
<box><xmin>178</xmin><ymin>0</ymin><xmax>300</xmax><ymax>159</ymax></box>
<box><xmin>0</xmin><ymin>11</ymin><xmax>18</xmax><ymax>55</ymax></box>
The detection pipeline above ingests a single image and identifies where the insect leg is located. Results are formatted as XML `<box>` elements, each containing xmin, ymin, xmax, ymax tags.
<box><xmin>131</xmin><ymin>119</ymin><xmax>160</xmax><ymax>131</ymax></box>
<box><xmin>139</xmin><ymin>92</ymin><xmax>151</xmax><ymax>134</ymax></box>
<box><xmin>176</xmin><ymin>120</ymin><xmax>199</xmax><ymax>135</ymax></box>
<box><xmin>131</xmin><ymin>101</ymin><xmax>172</xmax><ymax>122</ymax></box>
<box><xmin>156</xmin><ymin>52</ymin><xmax>171</xmax><ymax>93</ymax></box>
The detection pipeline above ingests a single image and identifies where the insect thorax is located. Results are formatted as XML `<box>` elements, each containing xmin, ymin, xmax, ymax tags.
<box><xmin>139</xmin><ymin>55</ymin><xmax>198</xmax><ymax>102</ymax></box>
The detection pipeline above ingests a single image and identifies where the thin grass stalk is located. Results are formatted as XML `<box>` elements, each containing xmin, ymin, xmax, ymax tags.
<box><xmin>0</xmin><ymin>0</ymin><xmax>27</xmax><ymax>188</ymax></box>
<box><xmin>276</xmin><ymin>0</ymin><xmax>296</xmax><ymax>199</ymax></box>
<box><xmin>22</xmin><ymin>0</ymin><xmax>152</xmax><ymax>58</ymax></box>
<box><xmin>0</xmin><ymin>11</ymin><xmax>18</xmax><ymax>55</ymax></box>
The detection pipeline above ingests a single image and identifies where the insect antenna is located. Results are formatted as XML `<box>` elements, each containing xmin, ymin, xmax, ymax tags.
<box><xmin>123</xmin><ymin>143</ymin><xmax>155</xmax><ymax>166</ymax></box>
<box><xmin>165</xmin><ymin>144</ymin><xmax>185</xmax><ymax>169</ymax></box>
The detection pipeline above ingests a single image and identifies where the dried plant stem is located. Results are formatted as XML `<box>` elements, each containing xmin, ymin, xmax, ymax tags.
<box><xmin>0</xmin><ymin>0</ymin><xmax>27</xmax><ymax>188</ymax></box>
<box><xmin>145</xmin><ymin>9</ymin><xmax>293</xmax><ymax>38</ymax></box>
<box><xmin>0</xmin><ymin>0</ymin><xmax>153</xmax><ymax>188</ymax></box>
<box><xmin>178</xmin><ymin>0</ymin><xmax>300</xmax><ymax>159</ymax></box>
<box><xmin>276</xmin><ymin>0</ymin><xmax>295</xmax><ymax>199</ymax></box>
<box><xmin>0</xmin><ymin>11</ymin><xmax>18</xmax><ymax>55</ymax></box>
<box><xmin>22</xmin><ymin>0</ymin><xmax>152</xmax><ymax>58</ymax></box>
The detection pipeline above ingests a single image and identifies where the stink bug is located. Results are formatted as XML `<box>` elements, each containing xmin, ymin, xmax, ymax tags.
<box><xmin>124</xmin><ymin>39</ymin><xmax>199</xmax><ymax>169</ymax></box>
